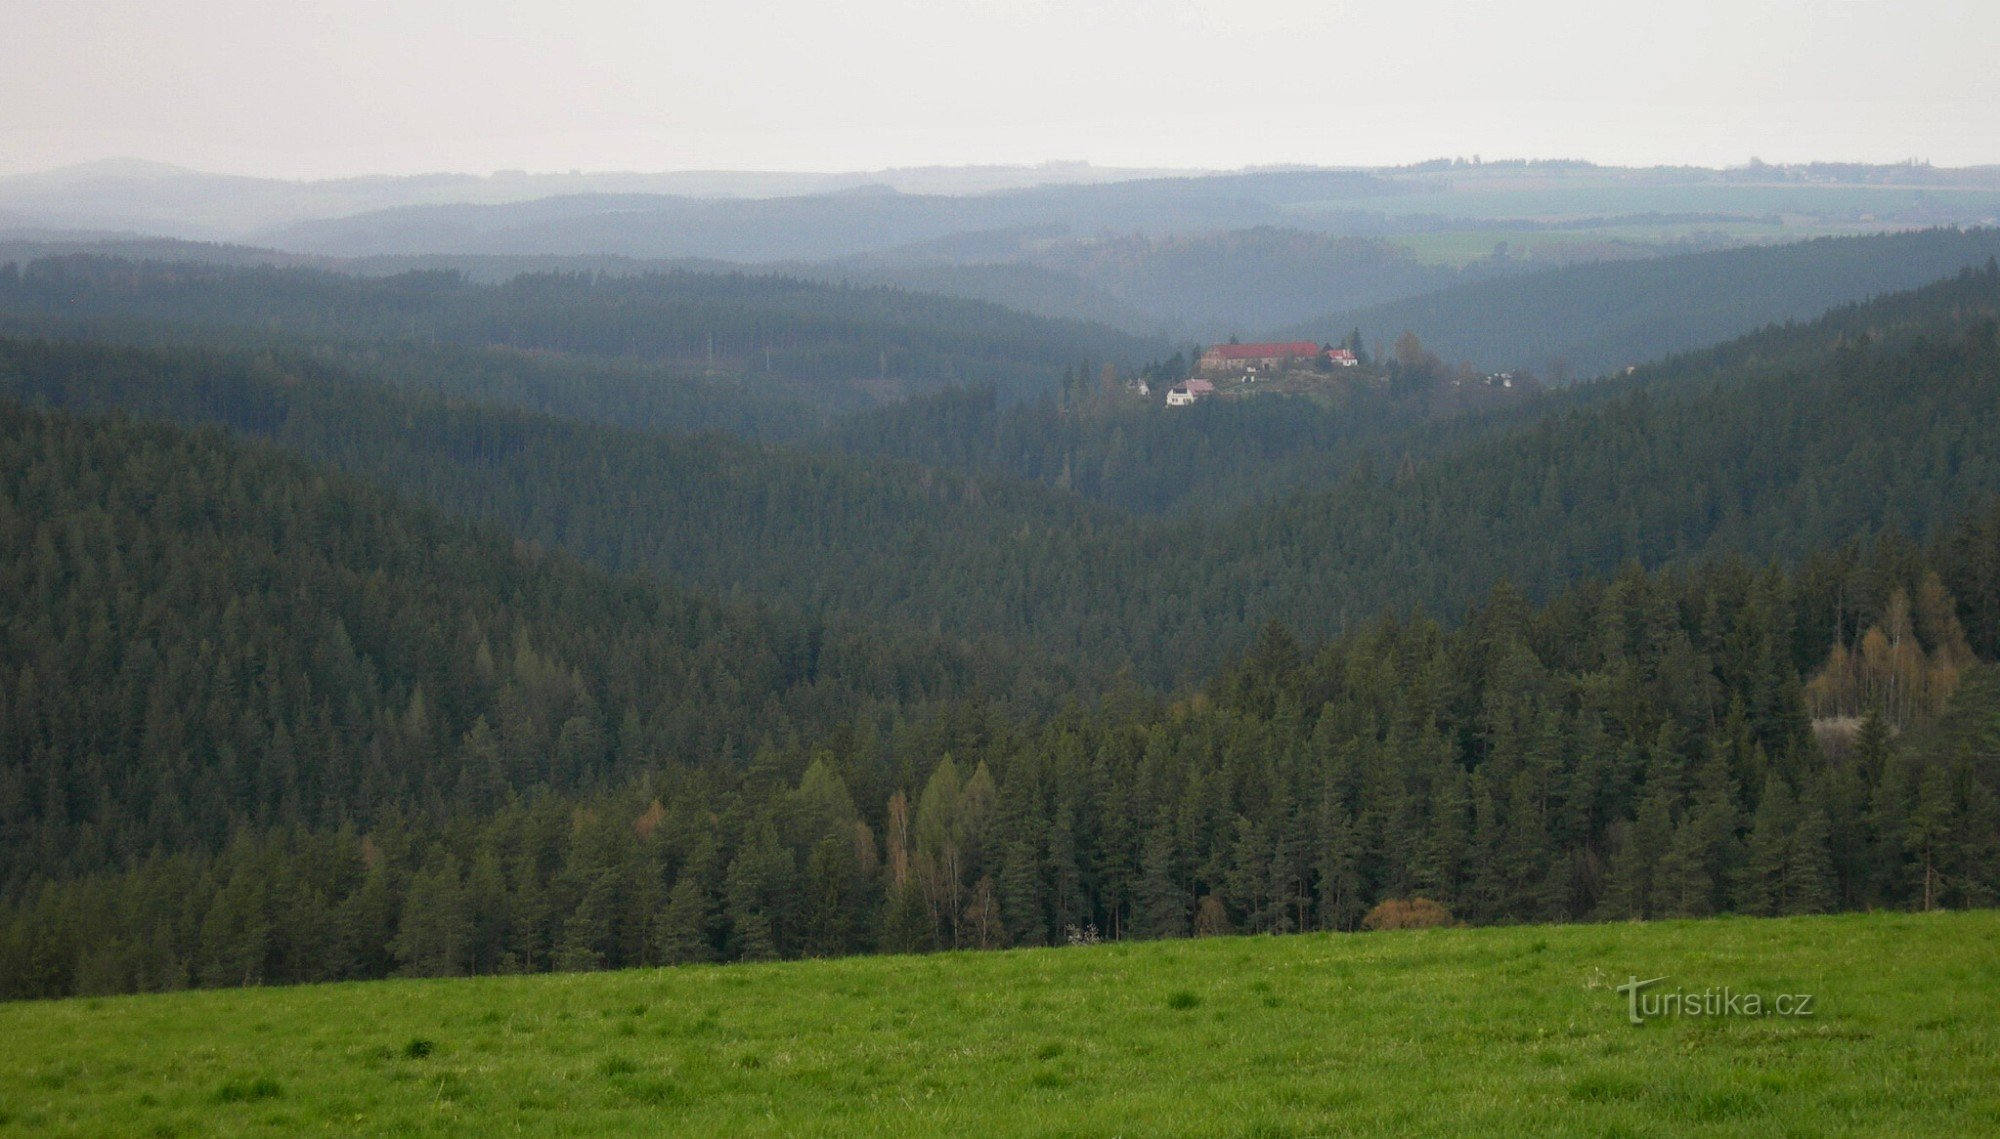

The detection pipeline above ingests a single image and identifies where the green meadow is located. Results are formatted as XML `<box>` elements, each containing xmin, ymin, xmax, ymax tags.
<box><xmin>2</xmin><ymin>911</ymin><xmax>1996</xmax><ymax>1137</ymax></box>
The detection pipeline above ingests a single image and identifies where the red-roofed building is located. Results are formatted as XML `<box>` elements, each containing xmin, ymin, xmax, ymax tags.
<box><xmin>1325</xmin><ymin>347</ymin><xmax>1357</xmax><ymax>367</ymax></box>
<box><xmin>1165</xmin><ymin>378</ymin><xmax>1216</xmax><ymax>407</ymax></box>
<box><xmin>1198</xmin><ymin>342</ymin><xmax>1323</xmax><ymax>373</ymax></box>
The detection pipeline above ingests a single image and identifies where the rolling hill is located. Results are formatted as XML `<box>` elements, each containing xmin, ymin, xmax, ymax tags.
<box><xmin>8</xmin><ymin>260</ymin><xmax>2000</xmax><ymax>682</ymax></box>
<box><xmin>0</xmin><ymin>254</ymin><xmax>1165</xmax><ymax>403</ymax></box>
<box><xmin>5</xmin><ymin>271</ymin><xmax>2000</xmax><ymax>1008</ymax></box>
<box><xmin>0</xmin><ymin>396</ymin><xmax>1068</xmax><ymax>895</ymax></box>
<box><xmin>1285</xmin><ymin>226</ymin><xmax>2000</xmax><ymax>378</ymax></box>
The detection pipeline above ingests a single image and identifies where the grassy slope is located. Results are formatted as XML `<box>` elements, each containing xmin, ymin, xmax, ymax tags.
<box><xmin>2</xmin><ymin>912</ymin><xmax>1994</xmax><ymax>1137</ymax></box>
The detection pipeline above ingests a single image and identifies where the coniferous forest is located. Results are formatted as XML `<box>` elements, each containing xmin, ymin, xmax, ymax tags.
<box><xmin>2</xmin><ymin>246</ymin><xmax>2000</xmax><ymax>1000</ymax></box>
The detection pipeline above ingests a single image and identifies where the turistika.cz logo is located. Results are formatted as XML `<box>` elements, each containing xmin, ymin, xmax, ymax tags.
<box><xmin>1613</xmin><ymin>975</ymin><xmax>1816</xmax><ymax>1025</ymax></box>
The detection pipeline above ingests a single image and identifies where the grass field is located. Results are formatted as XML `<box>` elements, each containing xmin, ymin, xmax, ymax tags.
<box><xmin>3</xmin><ymin>911</ymin><xmax>1996</xmax><ymax>1137</ymax></box>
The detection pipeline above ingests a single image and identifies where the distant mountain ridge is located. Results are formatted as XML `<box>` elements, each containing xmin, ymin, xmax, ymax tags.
<box><xmin>0</xmin><ymin>158</ymin><xmax>1201</xmax><ymax>238</ymax></box>
<box><xmin>249</xmin><ymin>171</ymin><xmax>1408</xmax><ymax>262</ymax></box>
<box><xmin>13</xmin><ymin>160</ymin><xmax>2000</xmax><ymax>343</ymax></box>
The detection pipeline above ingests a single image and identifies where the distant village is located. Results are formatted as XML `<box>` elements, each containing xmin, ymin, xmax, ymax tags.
<box><xmin>1162</xmin><ymin>341</ymin><xmax>1353</xmax><ymax>405</ymax></box>
<box><xmin>1128</xmin><ymin>338</ymin><xmax>1535</xmax><ymax>408</ymax></box>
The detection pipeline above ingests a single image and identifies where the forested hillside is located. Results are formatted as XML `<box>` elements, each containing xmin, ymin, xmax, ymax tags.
<box><xmin>7</xmin><ymin>469</ymin><xmax>1996</xmax><ymax>996</ymax></box>
<box><xmin>1027</xmin><ymin>228</ymin><xmax>1485</xmax><ymax>337</ymax></box>
<box><xmin>8</xmin><ymin>263</ymin><xmax>2000</xmax><ymax>684</ymax></box>
<box><xmin>1183</xmin><ymin>267</ymin><xmax>2000</xmax><ymax>641</ymax></box>
<box><xmin>840</xmin><ymin>228</ymin><xmax>1516</xmax><ymax>338</ymax></box>
<box><xmin>0</xmin><ymin>255</ymin><xmax>1163</xmax><ymax>401</ymax></box>
<box><xmin>1289</xmin><ymin>227</ymin><xmax>2000</xmax><ymax>377</ymax></box>
<box><xmin>0</xmin><ymin>337</ymin><xmax>1148</xmax><ymax>664</ymax></box>
<box><xmin>5</xmin><ymin>257</ymin><xmax>2000</xmax><ymax>1001</ymax></box>
<box><xmin>814</xmin><ymin>378</ymin><xmax>1535</xmax><ymax>518</ymax></box>
<box><xmin>0</xmin><ymin>401</ymin><xmax>1064</xmax><ymax>899</ymax></box>
<box><xmin>827</xmin><ymin>265</ymin><xmax>2000</xmax><ymax>663</ymax></box>
<box><xmin>815</xmin><ymin>260</ymin><xmax>1162</xmax><ymax>338</ymax></box>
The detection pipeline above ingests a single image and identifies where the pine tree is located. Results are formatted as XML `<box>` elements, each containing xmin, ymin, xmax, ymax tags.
<box><xmin>1786</xmin><ymin>802</ymin><xmax>1838</xmax><ymax>915</ymax></box>
<box><xmin>555</xmin><ymin>870</ymin><xmax>620</xmax><ymax>972</ymax></box>
<box><xmin>656</xmin><ymin>874</ymin><xmax>719</xmax><ymax>965</ymax></box>
<box><xmin>1656</xmin><ymin>816</ymin><xmax>1715</xmax><ymax>918</ymax></box>
<box><xmin>1867</xmin><ymin>749</ymin><xmax>1917</xmax><ymax>906</ymax></box>
<box><xmin>1739</xmin><ymin>777</ymin><xmax>1797</xmax><ymax>917</ymax></box>
<box><xmin>1226</xmin><ymin>815</ymin><xmax>1274</xmax><ymax>932</ymax></box>
<box><xmin>876</xmin><ymin>883</ymin><xmax>934</xmax><ymax>954</ymax></box>
<box><xmin>465</xmin><ymin>847</ymin><xmax>511</xmax><ymax>974</ymax></box>
<box><xmin>995</xmin><ymin>787</ymin><xmax>1049</xmax><ymax>948</ymax></box>
<box><xmin>1413</xmin><ymin>760</ymin><xmax>1470</xmax><ymax>911</ymax></box>
<box><xmin>1045</xmin><ymin>795</ymin><xmax>1088</xmax><ymax>937</ymax></box>
<box><xmin>199</xmin><ymin>862</ymin><xmax>272</xmax><ymax>988</ymax></box>
<box><xmin>1134</xmin><ymin>820</ymin><xmax>1188</xmax><ymax>939</ymax></box>
<box><xmin>1601</xmin><ymin>784</ymin><xmax>1672</xmax><ymax>919</ymax></box>
<box><xmin>1908</xmin><ymin>764</ymin><xmax>1959</xmax><ymax>912</ymax></box>
<box><xmin>391</xmin><ymin>855</ymin><xmax>468</xmax><ymax>978</ymax></box>
<box><xmin>1657</xmin><ymin>747</ymin><xmax>1742</xmax><ymax>918</ymax></box>
<box><xmin>1313</xmin><ymin>797</ymin><xmax>1364</xmax><ymax>932</ymax></box>
<box><xmin>800</xmin><ymin>836</ymin><xmax>862</xmax><ymax>957</ymax></box>
<box><xmin>1956</xmin><ymin>780</ymin><xmax>2000</xmax><ymax>907</ymax></box>
<box><xmin>724</xmin><ymin>820</ymin><xmax>790</xmax><ymax>961</ymax></box>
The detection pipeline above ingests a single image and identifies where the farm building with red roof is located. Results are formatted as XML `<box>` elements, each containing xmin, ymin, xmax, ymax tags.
<box><xmin>1198</xmin><ymin>341</ymin><xmax>1323</xmax><ymax>373</ymax></box>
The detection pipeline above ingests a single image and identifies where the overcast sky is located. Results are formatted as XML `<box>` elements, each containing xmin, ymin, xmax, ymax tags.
<box><xmin>6</xmin><ymin>0</ymin><xmax>1996</xmax><ymax>179</ymax></box>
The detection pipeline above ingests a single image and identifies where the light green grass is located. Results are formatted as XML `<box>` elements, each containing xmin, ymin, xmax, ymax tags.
<box><xmin>2</xmin><ymin>912</ymin><xmax>1996</xmax><ymax>1136</ymax></box>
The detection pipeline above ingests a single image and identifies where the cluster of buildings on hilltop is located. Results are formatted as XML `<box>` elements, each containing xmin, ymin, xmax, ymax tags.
<box><xmin>1161</xmin><ymin>341</ymin><xmax>1359</xmax><ymax>406</ymax></box>
<box><xmin>1197</xmin><ymin>341</ymin><xmax>1357</xmax><ymax>373</ymax></box>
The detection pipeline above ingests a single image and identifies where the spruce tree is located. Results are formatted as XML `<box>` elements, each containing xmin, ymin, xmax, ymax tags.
<box><xmin>876</xmin><ymin>883</ymin><xmax>935</xmax><ymax>954</ymax></box>
<box><xmin>1313</xmin><ymin>800</ymin><xmax>1364</xmax><ymax>932</ymax></box>
<box><xmin>656</xmin><ymin>874</ymin><xmax>719</xmax><ymax>965</ymax></box>
<box><xmin>724</xmin><ymin>821</ymin><xmax>790</xmax><ymax>961</ymax></box>
<box><xmin>1134</xmin><ymin>821</ymin><xmax>1188</xmax><ymax>939</ymax></box>
<box><xmin>1740</xmin><ymin>776</ymin><xmax>1798</xmax><ymax>917</ymax></box>
<box><xmin>1787</xmin><ymin>804</ymin><xmax>1838</xmax><ymax>915</ymax></box>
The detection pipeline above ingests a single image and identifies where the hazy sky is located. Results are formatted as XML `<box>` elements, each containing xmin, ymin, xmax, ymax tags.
<box><xmin>6</xmin><ymin>0</ymin><xmax>1997</xmax><ymax>179</ymax></box>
